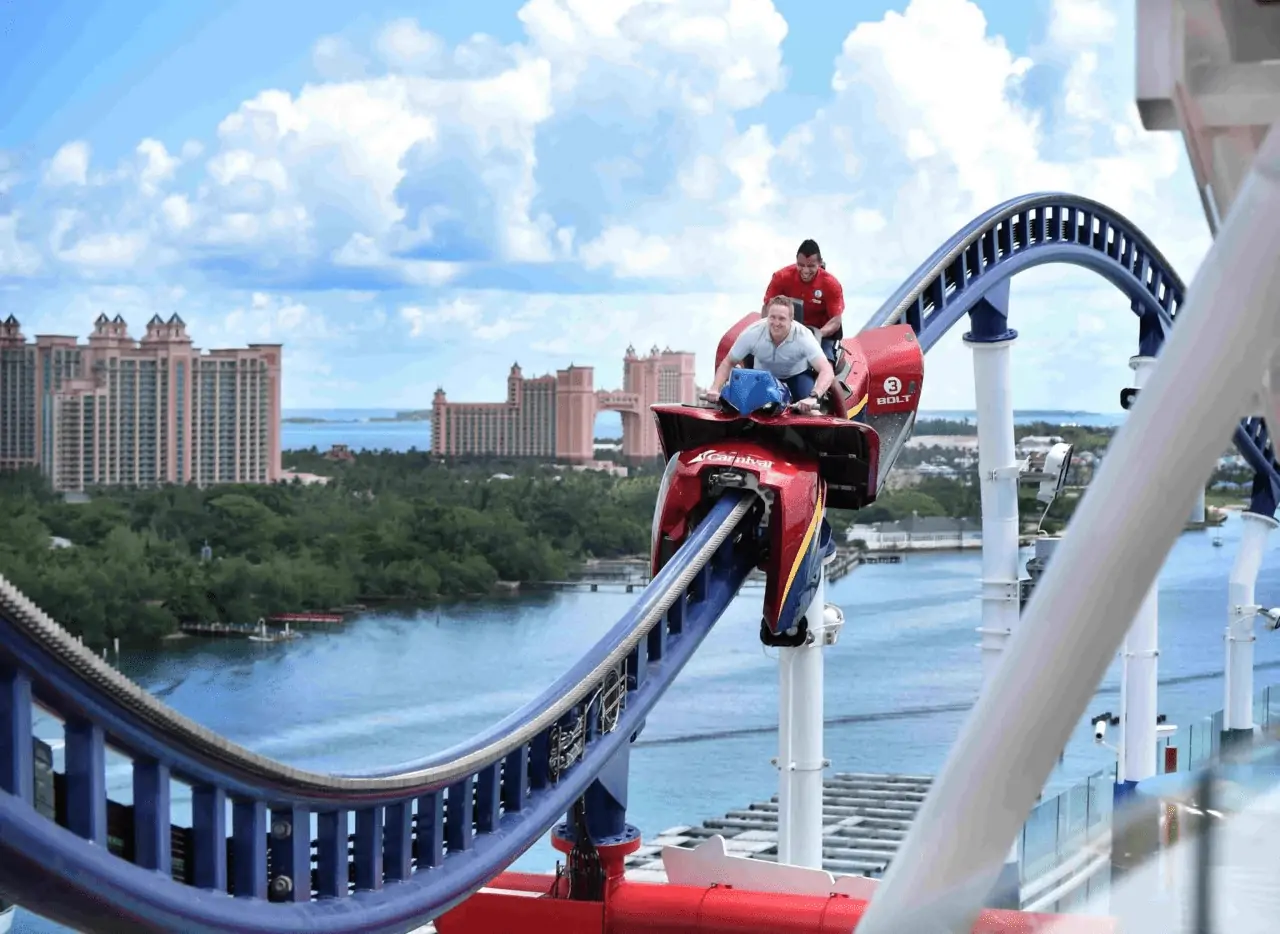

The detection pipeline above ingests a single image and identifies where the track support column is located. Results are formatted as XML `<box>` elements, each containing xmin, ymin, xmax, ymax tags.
<box><xmin>964</xmin><ymin>283</ymin><xmax>1021</xmax><ymax>907</ymax></box>
<box><xmin>1224</xmin><ymin>504</ymin><xmax>1277</xmax><ymax>751</ymax></box>
<box><xmin>775</xmin><ymin>568</ymin><xmax>842</xmax><ymax>870</ymax></box>
<box><xmin>1117</xmin><ymin>356</ymin><xmax>1160</xmax><ymax>799</ymax></box>
<box><xmin>1111</xmin><ymin>356</ymin><xmax>1163</xmax><ymax>891</ymax></box>
<box><xmin>964</xmin><ymin>280</ymin><xmax>1020</xmax><ymax>686</ymax></box>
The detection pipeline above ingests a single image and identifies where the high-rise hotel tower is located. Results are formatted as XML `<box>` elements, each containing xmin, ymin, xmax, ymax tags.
<box><xmin>0</xmin><ymin>314</ymin><xmax>282</xmax><ymax>491</ymax></box>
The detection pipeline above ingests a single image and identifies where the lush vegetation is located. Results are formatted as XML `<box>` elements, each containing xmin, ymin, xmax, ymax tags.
<box><xmin>0</xmin><ymin>452</ymin><xmax>660</xmax><ymax>649</ymax></box>
<box><xmin>0</xmin><ymin>416</ymin><xmax>1243</xmax><ymax>649</ymax></box>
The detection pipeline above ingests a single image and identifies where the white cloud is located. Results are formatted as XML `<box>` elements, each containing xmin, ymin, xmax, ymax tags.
<box><xmin>136</xmin><ymin>139</ymin><xmax>179</xmax><ymax>195</ymax></box>
<box><xmin>44</xmin><ymin>141</ymin><xmax>90</xmax><ymax>187</ymax></box>
<box><xmin>57</xmin><ymin>231</ymin><xmax>149</xmax><ymax>269</ymax></box>
<box><xmin>1047</xmin><ymin>0</ymin><xmax>1117</xmax><ymax>49</ymax></box>
<box><xmin>218</xmin><ymin>292</ymin><xmax>332</xmax><ymax>343</ymax></box>
<box><xmin>0</xmin><ymin>214</ymin><xmax>41</xmax><ymax>275</ymax></box>
<box><xmin>375</xmin><ymin>19</ymin><xmax>445</xmax><ymax>70</ymax></box>
<box><xmin>0</xmin><ymin>152</ymin><xmax>19</xmax><ymax>195</ymax></box>
<box><xmin>313</xmin><ymin>35</ymin><xmax>368</xmax><ymax>79</ymax></box>
<box><xmin>160</xmin><ymin>194</ymin><xmax>194</xmax><ymax>232</ymax></box>
<box><xmin>401</xmin><ymin>298</ymin><xmax>481</xmax><ymax>337</ymax></box>
<box><xmin>4</xmin><ymin>1</ymin><xmax>1217</xmax><ymax>412</ymax></box>
<box><xmin>519</xmin><ymin>0</ymin><xmax>788</xmax><ymax>111</ymax></box>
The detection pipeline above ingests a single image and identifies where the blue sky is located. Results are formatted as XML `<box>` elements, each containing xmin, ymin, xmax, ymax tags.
<box><xmin>0</xmin><ymin>0</ymin><xmax>1211</xmax><ymax>409</ymax></box>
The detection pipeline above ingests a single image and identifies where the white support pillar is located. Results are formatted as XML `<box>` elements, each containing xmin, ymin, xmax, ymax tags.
<box><xmin>1189</xmin><ymin>487</ymin><xmax>1207</xmax><ymax>525</ymax></box>
<box><xmin>775</xmin><ymin>569</ymin><xmax>840</xmax><ymax>870</ymax></box>
<box><xmin>965</xmin><ymin>336</ymin><xmax>1021</xmax><ymax>684</ymax></box>
<box><xmin>1119</xmin><ymin>355</ymin><xmax>1161</xmax><ymax>788</ymax></box>
<box><xmin>1226</xmin><ymin>512</ymin><xmax>1278</xmax><ymax>734</ymax></box>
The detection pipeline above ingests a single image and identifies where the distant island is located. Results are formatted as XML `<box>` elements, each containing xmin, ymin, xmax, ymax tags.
<box><xmin>282</xmin><ymin>411</ymin><xmax>431</xmax><ymax>425</ymax></box>
<box><xmin>370</xmin><ymin>410</ymin><xmax>431</xmax><ymax>423</ymax></box>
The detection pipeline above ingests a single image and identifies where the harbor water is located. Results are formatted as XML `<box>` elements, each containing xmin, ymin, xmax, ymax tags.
<box><xmin>14</xmin><ymin>507</ymin><xmax>1278</xmax><ymax>932</ymax></box>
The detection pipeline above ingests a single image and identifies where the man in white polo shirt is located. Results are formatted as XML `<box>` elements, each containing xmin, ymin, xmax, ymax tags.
<box><xmin>705</xmin><ymin>296</ymin><xmax>835</xmax><ymax>411</ymax></box>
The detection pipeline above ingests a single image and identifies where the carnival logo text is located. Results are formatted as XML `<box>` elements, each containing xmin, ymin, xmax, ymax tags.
<box><xmin>689</xmin><ymin>450</ymin><xmax>774</xmax><ymax>470</ymax></box>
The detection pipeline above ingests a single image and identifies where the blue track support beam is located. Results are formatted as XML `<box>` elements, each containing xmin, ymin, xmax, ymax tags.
<box><xmin>416</xmin><ymin>791</ymin><xmax>445</xmax><ymax>869</ymax></box>
<box><xmin>963</xmin><ymin>277</ymin><xmax>1016</xmax><ymax>343</ymax></box>
<box><xmin>269</xmin><ymin>806</ymin><xmax>310</xmax><ymax>902</ymax></box>
<box><xmin>316</xmin><ymin>811</ymin><xmax>348</xmax><ymax>898</ymax></box>
<box><xmin>581</xmin><ymin>743</ymin><xmax>635</xmax><ymax>845</ymax></box>
<box><xmin>0</xmin><ymin>668</ymin><xmax>33</xmax><ymax>804</ymax></box>
<box><xmin>133</xmin><ymin>760</ymin><xmax>171</xmax><ymax>876</ymax></box>
<box><xmin>192</xmin><ymin>785</ymin><xmax>227</xmax><ymax>892</ymax></box>
<box><xmin>354</xmin><ymin>807</ymin><xmax>384</xmax><ymax>892</ymax></box>
<box><xmin>1250</xmin><ymin>470</ymin><xmax>1278</xmax><ymax>517</ymax></box>
<box><xmin>233</xmin><ymin>799</ymin><xmax>268</xmax><ymax>899</ymax></box>
<box><xmin>474</xmin><ymin>763</ymin><xmax>500</xmax><ymax>834</ymax></box>
<box><xmin>383</xmin><ymin>802</ymin><xmax>413</xmax><ymax>883</ymax></box>
<box><xmin>501</xmin><ymin>746</ymin><xmax>529</xmax><ymax>813</ymax></box>
<box><xmin>0</xmin><ymin>491</ymin><xmax>755</xmax><ymax>932</ymax></box>
<box><xmin>445</xmin><ymin>777</ymin><xmax>474</xmax><ymax>852</ymax></box>
<box><xmin>64</xmin><ymin>719</ymin><xmax>106</xmax><ymax>846</ymax></box>
<box><xmin>1135</xmin><ymin>298</ymin><xmax>1166</xmax><ymax>358</ymax></box>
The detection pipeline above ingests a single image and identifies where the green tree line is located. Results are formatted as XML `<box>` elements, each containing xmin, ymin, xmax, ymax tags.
<box><xmin>0</xmin><ymin>452</ymin><xmax>660</xmax><ymax>648</ymax></box>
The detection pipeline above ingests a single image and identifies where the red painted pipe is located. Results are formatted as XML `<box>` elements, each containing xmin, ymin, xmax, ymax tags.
<box><xmin>606</xmin><ymin>882</ymin><xmax>1118</xmax><ymax>933</ymax></box>
<box><xmin>439</xmin><ymin>874</ymin><xmax>1119</xmax><ymax>934</ymax></box>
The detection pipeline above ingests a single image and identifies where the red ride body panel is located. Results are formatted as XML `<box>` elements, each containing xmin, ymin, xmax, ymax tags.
<box><xmin>853</xmin><ymin>323</ymin><xmax>924</xmax><ymax>417</ymax></box>
<box><xmin>649</xmin><ymin>441</ymin><xmax>820</xmax><ymax>631</ymax></box>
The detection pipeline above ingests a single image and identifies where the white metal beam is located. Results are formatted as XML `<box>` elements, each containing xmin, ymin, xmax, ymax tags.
<box><xmin>856</xmin><ymin>121</ymin><xmax>1280</xmax><ymax>934</ymax></box>
<box><xmin>1189</xmin><ymin>62</ymin><xmax>1280</xmax><ymax>127</ymax></box>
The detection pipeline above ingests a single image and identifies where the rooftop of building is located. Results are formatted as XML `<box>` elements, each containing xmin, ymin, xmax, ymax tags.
<box><xmin>0</xmin><ymin>314</ymin><xmax>279</xmax><ymax>355</ymax></box>
<box><xmin>849</xmin><ymin>516</ymin><xmax>982</xmax><ymax>533</ymax></box>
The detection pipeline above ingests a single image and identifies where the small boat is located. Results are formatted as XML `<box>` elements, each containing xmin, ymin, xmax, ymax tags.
<box><xmin>1213</xmin><ymin>534</ymin><xmax>1224</xmax><ymax>547</ymax></box>
<box><xmin>247</xmin><ymin>619</ymin><xmax>277</xmax><ymax>643</ymax></box>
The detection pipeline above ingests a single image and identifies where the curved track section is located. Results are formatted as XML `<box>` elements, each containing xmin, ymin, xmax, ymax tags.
<box><xmin>0</xmin><ymin>491</ymin><xmax>760</xmax><ymax>933</ymax></box>
<box><xmin>859</xmin><ymin>193</ymin><xmax>1280</xmax><ymax>511</ymax></box>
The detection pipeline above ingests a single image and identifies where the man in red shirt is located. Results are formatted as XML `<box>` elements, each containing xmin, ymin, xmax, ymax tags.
<box><xmin>762</xmin><ymin>239</ymin><xmax>845</xmax><ymax>361</ymax></box>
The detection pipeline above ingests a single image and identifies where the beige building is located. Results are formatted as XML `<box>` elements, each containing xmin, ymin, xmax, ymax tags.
<box><xmin>0</xmin><ymin>314</ymin><xmax>281</xmax><ymax>491</ymax></box>
<box><xmin>431</xmin><ymin>345</ymin><xmax>697</xmax><ymax>462</ymax></box>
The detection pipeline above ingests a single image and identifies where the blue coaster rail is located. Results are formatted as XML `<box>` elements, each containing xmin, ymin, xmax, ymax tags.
<box><xmin>0</xmin><ymin>492</ymin><xmax>759</xmax><ymax>933</ymax></box>
<box><xmin>1</xmin><ymin>192</ymin><xmax>1274</xmax><ymax>934</ymax></box>
<box><xmin>858</xmin><ymin>192</ymin><xmax>1280</xmax><ymax>516</ymax></box>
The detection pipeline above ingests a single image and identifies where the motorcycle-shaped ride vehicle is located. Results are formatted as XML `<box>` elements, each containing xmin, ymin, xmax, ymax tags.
<box><xmin>650</xmin><ymin>310</ymin><xmax>924</xmax><ymax>646</ymax></box>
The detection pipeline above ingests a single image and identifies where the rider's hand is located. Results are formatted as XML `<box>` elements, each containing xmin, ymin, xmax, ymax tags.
<box><xmin>704</xmin><ymin>390</ymin><xmax>720</xmax><ymax>404</ymax></box>
<box><xmin>796</xmin><ymin>395</ymin><xmax>819</xmax><ymax>413</ymax></box>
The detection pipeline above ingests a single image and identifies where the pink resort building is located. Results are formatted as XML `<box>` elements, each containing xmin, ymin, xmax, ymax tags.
<box><xmin>0</xmin><ymin>313</ymin><xmax>282</xmax><ymax>491</ymax></box>
<box><xmin>431</xmin><ymin>344</ymin><xmax>697</xmax><ymax>462</ymax></box>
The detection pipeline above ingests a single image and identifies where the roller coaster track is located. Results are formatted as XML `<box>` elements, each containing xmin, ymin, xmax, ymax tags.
<box><xmin>860</xmin><ymin>193</ymin><xmax>1280</xmax><ymax>514</ymax></box>
<box><xmin>0</xmin><ymin>192</ymin><xmax>1265</xmax><ymax>933</ymax></box>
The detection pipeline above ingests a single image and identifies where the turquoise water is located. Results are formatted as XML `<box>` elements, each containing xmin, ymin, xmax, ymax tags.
<box><xmin>280</xmin><ymin>408</ymin><xmax>1124</xmax><ymax>453</ymax></box>
<box><xmin>14</xmin><ymin>510</ymin><xmax>1276</xmax><ymax>931</ymax></box>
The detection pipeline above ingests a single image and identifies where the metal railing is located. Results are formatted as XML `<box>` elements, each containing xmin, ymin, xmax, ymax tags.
<box><xmin>1019</xmin><ymin>770</ymin><xmax>1112</xmax><ymax>887</ymax></box>
<box><xmin>0</xmin><ymin>492</ymin><xmax>761</xmax><ymax>933</ymax></box>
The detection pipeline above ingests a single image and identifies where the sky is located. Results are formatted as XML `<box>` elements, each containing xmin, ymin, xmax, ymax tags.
<box><xmin>0</xmin><ymin>0</ymin><xmax>1213</xmax><ymax>411</ymax></box>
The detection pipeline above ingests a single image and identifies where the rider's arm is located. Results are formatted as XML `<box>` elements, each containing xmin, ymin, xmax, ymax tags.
<box><xmin>709</xmin><ymin>354</ymin><xmax>741</xmax><ymax>396</ymax></box>
<box><xmin>810</xmin><ymin>353</ymin><xmax>835</xmax><ymax>399</ymax></box>
<box><xmin>817</xmin><ymin>276</ymin><xmax>845</xmax><ymax>336</ymax></box>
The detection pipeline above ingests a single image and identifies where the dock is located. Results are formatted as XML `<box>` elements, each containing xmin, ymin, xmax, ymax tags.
<box><xmin>827</xmin><ymin>550</ymin><xmax>904</xmax><ymax>583</ymax></box>
<box><xmin>622</xmin><ymin>771</ymin><xmax>931</xmax><ymax>883</ymax></box>
<box><xmin>177</xmin><ymin>621</ymin><xmax>302</xmax><ymax>642</ymax></box>
<box><xmin>535</xmin><ymin>574</ymin><xmax>768</xmax><ymax>594</ymax></box>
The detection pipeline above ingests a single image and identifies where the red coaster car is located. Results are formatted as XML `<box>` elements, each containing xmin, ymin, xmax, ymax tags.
<box><xmin>650</xmin><ymin>316</ymin><xmax>924</xmax><ymax>643</ymax></box>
